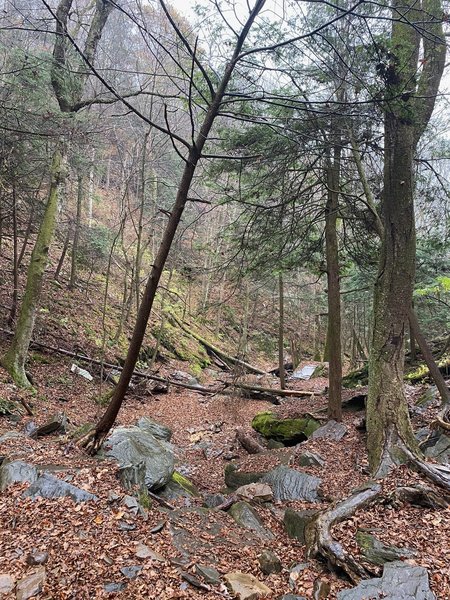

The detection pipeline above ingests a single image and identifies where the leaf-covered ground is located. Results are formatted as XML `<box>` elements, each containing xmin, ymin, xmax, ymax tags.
<box><xmin>0</xmin><ymin>351</ymin><xmax>449</xmax><ymax>599</ymax></box>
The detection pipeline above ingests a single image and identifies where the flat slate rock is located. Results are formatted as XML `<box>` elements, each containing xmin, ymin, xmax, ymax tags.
<box><xmin>169</xmin><ymin>508</ymin><xmax>260</xmax><ymax>564</ymax></box>
<box><xmin>261</xmin><ymin>466</ymin><xmax>322</xmax><ymax>502</ymax></box>
<box><xmin>337</xmin><ymin>561</ymin><xmax>436</xmax><ymax>600</ymax></box>
<box><xmin>311</xmin><ymin>420</ymin><xmax>347</xmax><ymax>441</ymax></box>
<box><xmin>105</xmin><ymin>422</ymin><xmax>174</xmax><ymax>490</ymax></box>
<box><xmin>224</xmin><ymin>571</ymin><xmax>272</xmax><ymax>600</ymax></box>
<box><xmin>229</xmin><ymin>501</ymin><xmax>274</xmax><ymax>540</ymax></box>
<box><xmin>424</xmin><ymin>434</ymin><xmax>450</xmax><ymax>464</ymax></box>
<box><xmin>23</xmin><ymin>473</ymin><xmax>97</xmax><ymax>503</ymax></box>
<box><xmin>0</xmin><ymin>459</ymin><xmax>38</xmax><ymax>492</ymax></box>
<box><xmin>16</xmin><ymin>568</ymin><xmax>46</xmax><ymax>600</ymax></box>
<box><xmin>356</xmin><ymin>531</ymin><xmax>416</xmax><ymax>565</ymax></box>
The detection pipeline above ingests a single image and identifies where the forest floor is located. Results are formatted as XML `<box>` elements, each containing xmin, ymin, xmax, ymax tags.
<box><xmin>0</xmin><ymin>347</ymin><xmax>449</xmax><ymax>599</ymax></box>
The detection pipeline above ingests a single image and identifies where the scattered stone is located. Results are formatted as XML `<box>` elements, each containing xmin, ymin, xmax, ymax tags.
<box><xmin>289</xmin><ymin>563</ymin><xmax>308</xmax><ymax>589</ymax></box>
<box><xmin>158</xmin><ymin>471</ymin><xmax>199</xmax><ymax>502</ymax></box>
<box><xmin>336</xmin><ymin>561</ymin><xmax>436</xmax><ymax>599</ymax></box>
<box><xmin>120</xmin><ymin>566</ymin><xmax>142</xmax><ymax>579</ymax></box>
<box><xmin>15</xmin><ymin>568</ymin><xmax>46</xmax><ymax>600</ymax></box>
<box><xmin>195</xmin><ymin>565</ymin><xmax>221</xmax><ymax>585</ymax></box>
<box><xmin>224</xmin><ymin>571</ymin><xmax>272</xmax><ymax>600</ymax></box>
<box><xmin>107</xmin><ymin>491</ymin><xmax>121</xmax><ymax>503</ymax></box>
<box><xmin>104</xmin><ymin>582</ymin><xmax>127</xmax><ymax>593</ymax></box>
<box><xmin>137</xmin><ymin>417</ymin><xmax>172</xmax><ymax>441</ymax></box>
<box><xmin>0</xmin><ymin>460</ymin><xmax>38</xmax><ymax>492</ymax></box>
<box><xmin>224</xmin><ymin>463</ymin><xmax>264</xmax><ymax>489</ymax></box>
<box><xmin>252</xmin><ymin>411</ymin><xmax>320</xmax><ymax>445</ymax></box>
<box><xmin>70</xmin><ymin>363</ymin><xmax>93</xmax><ymax>381</ymax></box>
<box><xmin>105</xmin><ymin>422</ymin><xmax>174</xmax><ymax>491</ymax></box>
<box><xmin>0</xmin><ymin>574</ymin><xmax>15</xmax><ymax>594</ymax></box>
<box><xmin>261</xmin><ymin>466</ymin><xmax>322</xmax><ymax>502</ymax></box>
<box><xmin>35</xmin><ymin>413</ymin><xmax>67</xmax><ymax>437</ymax></box>
<box><xmin>283</xmin><ymin>508</ymin><xmax>318</xmax><ymax>543</ymax></box>
<box><xmin>313</xmin><ymin>578</ymin><xmax>331</xmax><ymax>599</ymax></box>
<box><xmin>235</xmin><ymin>482</ymin><xmax>273</xmax><ymax>503</ymax></box>
<box><xmin>203</xmin><ymin>493</ymin><xmax>226</xmax><ymax>508</ymax></box>
<box><xmin>23</xmin><ymin>422</ymin><xmax>38</xmax><ymax>438</ymax></box>
<box><xmin>117</xmin><ymin>521</ymin><xmax>136</xmax><ymax>532</ymax></box>
<box><xmin>23</xmin><ymin>473</ymin><xmax>97</xmax><ymax>503</ymax></box>
<box><xmin>258</xmin><ymin>550</ymin><xmax>282</xmax><ymax>574</ymax></box>
<box><xmin>122</xmin><ymin>495</ymin><xmax>140</xmax><ymax>513</ymax></box>
<box><xmin>415</xmin><ymin>386</ymin><xmax>437</xmax><ymax>409</ymax></box>
<box><xmin>180</xmin><ymin>571</ymin><xmax>205</xmax><ymax>589</ymax></box>
<box><xmin>356</xmin><ymin>531</ymin><xmax>416</xmax><ymax>565</ymax></box>
<box><xmin>311</xmin><ymin>420</ymin><xmax>347</xmax><ymax>441</ymax></box>
<box><xmin>424</xmin><ymin>434</ymin><xmax>450</xmax><ymax>464</ymax></box>
<box><xmin>26</xmin><ymin>551</ymin><xmax>49</xmax><ymax>566</ymax></box>
<box><xmin>149</xmin><ymin>521</ymin><xmax>165</xmax><ymax>534</ymax></box>
<box><xmin>229</xmin><ymin>501</ymin><xmax>274</xmax><ymax>539</ymax></box>
<box><xmin>135</xmin><ymin>544</ymin><xmax>165</xmax><ymax>562</ymax></box>
<box><xmin>279</xmin><ymin>596</ymin><xmax>307</xmax><ymax>600</ymax></box>
<box><xmin>296</xmin><ymin>451</ymin><xmax>325</xmax><ymax>468</ymax></box>
<box><xmin>0</xmin><ymin>432</ymin><xmax>21</xmax><ymax>443</ymax></box>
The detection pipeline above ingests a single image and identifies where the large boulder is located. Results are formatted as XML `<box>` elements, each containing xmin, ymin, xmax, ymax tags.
<box><xmin>136</xmin><ymin>417</ymin><xmax>172</xmax><ymax>441</ymax></box>
<box><xmin>310</xmin><ymin>420</ymin><xmax>347</xmax><ymax>441</ymax></box>
<box><xmin>337</xmin><ymin>561</ymin><xmax>436</xmax><ymax>600</ymax></box>
<box><xmin>261</xmin><ymin>466</ymin><xmax>322</xmax><ymax>502</ymax></box>
<box><xmin>252</xmin><ymin>411</ymin><xmax>320</xmax><ymax>446</ymax></box>
<box><xmin>105</xmin><ymin>420</ymin><xmax>174</xmax><ymax>491</ymax></box>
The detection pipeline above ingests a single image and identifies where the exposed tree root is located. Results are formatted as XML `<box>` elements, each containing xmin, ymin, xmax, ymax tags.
<box><xmin>395</xmin><ymin>484</ymin><xmax>449</xmax><ymax>509</ymax></box>
<box><xmin>435</xmin><ymin>405</ymin><xmax>450</xmax><ymax>432</ymax></box>
<box><xmin>402</xmin><ymin>447</ymin><xmax>450</xmax><ymax>491</ymax></box>
<box><xmin>305</xmin><ymin>483</ymin><xmax>382</xmax><ymax>583</ymax></box>
<box><xmin>77</xmin><ymin>428</ymin><xmax>106</xmax><ymax>455</ymax></box>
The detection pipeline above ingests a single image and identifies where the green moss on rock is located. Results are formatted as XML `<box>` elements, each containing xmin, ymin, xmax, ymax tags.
<box><xmin>251</xmin><ymin>412</ymin><xmax>320</xmax><ymax>446</ymax></box>
<box><xmin>172</xmin><ymin>471</ymin><xmax>200</xmax><ymax>497</ymax></box>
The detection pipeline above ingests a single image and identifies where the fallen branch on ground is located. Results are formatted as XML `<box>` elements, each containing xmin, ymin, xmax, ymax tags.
<box><xmin>236</xmin><ymin>427</ymin><xmax>265</xmax><ymax>454</ymax></box>
<box><xmin>305</xmin><ymin>483</ymin><xmax>382</xmax><ymax>583</ymax></box>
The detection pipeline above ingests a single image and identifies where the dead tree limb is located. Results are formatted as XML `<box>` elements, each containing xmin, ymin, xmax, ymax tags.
<box><xmin>305</xmin><ymin>483</ymin><xmax>382</xmax><ymax>583</ymax></box>
<box><xmin>236</xmin><ymin>427</ymin><xmax>265</xmax><ymax>454</ymax></box>
<box><xmin>170</xmin><ymin>314</ymin><xmax>267</xmax><ymax>375</ymax></box>
<box><xmin>402</xmin><ymin>447</ymin><xmax>450</xmax><ymax>492</ymax></box>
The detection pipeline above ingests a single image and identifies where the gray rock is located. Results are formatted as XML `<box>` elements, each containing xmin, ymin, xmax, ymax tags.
<box><xmin>120</xmin><ymin>566</ymin><xmax>142</xmax><ymax>579</ymax></box>
<box><xmin>258</xmin><ymin>549</ymin><xmax>281</xmax><ymax>574</ymax></box>
<box><xmin>35</xmin><ymin>413</ymin><xmax>67</xmax><ymax>437</ymax></box>
<box><xmin>0</xmin><ymin>431</ymin><xmax>21</xmax><ymax>443</ymax></box>
<box><xmin>23</xmin><ymin>421</ymin><xmax>38</xmax><ymax>438</ymax></box>
<box><xmin>157</xmin><ymin>471</ymin><xmax>199</xmax><ymax>503</ymax></box>
<box><xmin>279</xmin><ymin>596</ymin><xmax>307</xmax><ymax>600</ymax></box>
<box><xmin>415</xmin><ymin>386</ymin><xmax>437</xmax><ymax>409</ymax></box>
<box><xmin>104</xmin><ymin>582</ymin><xmax>127</xmax><ymax>593</ymax></box>
<box><xmin>0</xmin><ymin>574</ymin><xmax>15</xmax><ymax>594</ymax></box>
<box><xmin>16</xmin><ymin>568</ymin><xmax>45</xmax><ymax>600</ymax></box>
<box><xmin>356</xmin><ymin>531</ymin><xmax>416</xmax><ymax>565</ymax></box>
<box><xmin>289</xmin><ymin>563</ymin><xmax>309</xmax><ymax>589</ymax></box>
<box><xmin>137</xmin><ymin>417</ymin><xmax>172</xmax><ymax>441</ymax></box>
<box><xmin>267</xmin><ymin>439</ymin><xmax>285</xmax><ymax>449</ymax></box>
<box><xmin>311</xmin><ymin>420</ymin><xmax>347</xmax><ymax>441</ymax></box>
<box><xmin>313</xmin><ymin>578</ymin><xmax>331</xmax><ymax>599</ymax></box>
<box><xmin>424</xmin><ymin>434</ymin><xmax>450</xmax><ymax>464</ymax></box>
<box><xmin>203</xmin><ymin>493</ymin><xmax>226</xmax><ymax>508</ymax></box>
<box><xmin>261</xmin><ymin>466</ymin><xmax>322</xmax><ymax>502</ymax></box>
<box><xmin>283</xmin><ymin>508</ymin><xmax>318</xmax><ymax>543</ymax></box>
<box><xmin>229</xmin><ymin>501</ymin><xmax>274</xmax><ymax>539</ymax></box>
<box><xmin>195</xmin><ymin>565</ymin><xmax>221</xmax><ymax>585</ymax></box>
<box><xmin>26</xmin><ymin>551</ymin><xmax>49</xmax><ymax>566</ymax></box>
<box><xmin>0</xmin><ymin>459</ymin><xmax>38</xmax><ymax>492</ymax></box>
<box><xmin>23</xmin><ymin>473</ymin><xmax>97</xmax><ymax>503</ymax></box>
<box><xmin>296</xmin><ymin>451</ymin><xmax>325</xmax><ymax>468</ymax></box>
<box><xmin>105</xmin><ymin>423</ymin><xmax>174</xmax><ymax>491</ymax></box>
<box><xmin>337</xmin><ymin>561</ymin><xmax>436</xmax><ymax>599</ymax></box>
<box><xmin>224</xmin><ymin>463</ymin><xmax>264</xmax><ymax>490</ymax></box>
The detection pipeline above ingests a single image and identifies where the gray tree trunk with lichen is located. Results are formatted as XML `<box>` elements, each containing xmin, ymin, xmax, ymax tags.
<box><xmin>367</xmin><ymin>0</ymin><xmax>446</xmax><ymax>475</ymax></box>
<box><xmin>1</xmin><ymin>0</ymin><xmax>113</xmax><ymax>387</ymax></box>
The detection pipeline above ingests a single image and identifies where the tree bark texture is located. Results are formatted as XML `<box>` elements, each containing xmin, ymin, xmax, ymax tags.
<box><xmin>367</xmin><ymin>0</ymin><xmax>445</xmax><ymax>475</ymax></box>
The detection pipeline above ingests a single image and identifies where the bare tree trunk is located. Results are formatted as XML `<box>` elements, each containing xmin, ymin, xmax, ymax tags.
<box><xmin>8</xmin><ymin>185</ymin><xmax>19</xmax><ymax>327</ymax></box>
<box><xmin>278</xmin><ymin>272</ymin><xmax>286</xmax><ymax>389</ymax></box>
<box><xmin>54</xmin><ymin>224</ymin><xmax>71</xmax><ymax>282</ymax></box>
<box><xmin>325</xmin><ymin>145</ymin><xmax>342</xmax><ymax>421</ymax></box>
<box><xmin>69</xmin><ymin>173</ymin><xmax>83</xmax><ymax>290</ymax></box>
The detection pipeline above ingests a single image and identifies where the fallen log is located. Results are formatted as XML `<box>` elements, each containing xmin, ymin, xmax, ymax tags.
<box><xmin>236</xmin><ymin>427</ymin><xmax>265</xmax><ymax>454</ymax></box>
<box><xmin>0</xmin><ymin>329</ymin><xmax>314</xmax><ymax>401</ymax></box>
<box><xmin>305</xmin><ymin>483</ymin><xmax>382</xmax><ymax>583</ymax></box>
<box><xmin>170</xmin><ymin>314</ymin><xmax>267</xmax><ymax>375</ymax></box>
<box><xmin>395</xmin><ymin>484</ymin><xmax>449</xmax><ymax>509</ymax></box>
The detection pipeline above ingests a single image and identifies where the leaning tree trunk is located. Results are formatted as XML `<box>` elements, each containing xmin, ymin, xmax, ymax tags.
<box><xmin>81</xmin><ymin>1</ymin><xmax>266</xmax><ymax>452</ymax></box>
<box><xmin>2</xmin><ymin>148</ymin><xmax>64</xmax><ymax>386</ymax></box>
<box><xmin>367</xmin><ymin>0</ymin><xmax>445</xmax><ymax>475</ymax></box>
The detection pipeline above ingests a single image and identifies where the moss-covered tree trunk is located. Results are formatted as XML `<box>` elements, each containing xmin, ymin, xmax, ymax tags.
<box><xmin>367</xmin><ymin>0</ymin><xmax>445</xmax><ymax>475</ymax></box>
<box><xmin>2</xmin><ymin>148</ymin><xmax>64</xmax><ymax>386</ymax></box>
